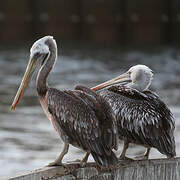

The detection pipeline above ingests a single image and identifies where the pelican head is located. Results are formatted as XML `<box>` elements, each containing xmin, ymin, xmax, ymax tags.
<box><xmin>11</xmin><ymin>36</ymin><xmax>55</xmax><ymax>111</ymax></box>
<box><xmin>92</xmin><ymin>65</ymin><xmax>153</xmax><ymax>92</ymax></box>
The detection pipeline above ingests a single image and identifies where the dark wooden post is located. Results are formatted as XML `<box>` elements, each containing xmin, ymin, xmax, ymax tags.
<box><xmin>0</xmin><ymin>0</ymin><xmax>179</xmax><ymax>44</ymax></box>
<box><xmin>171</xmin><ymin>0</ymin><xmax>180</xmax><ymax>44</ymax></box>
<box><xmin>32</xmin><ymin>0</ymin><xmax>81</xmax><ymax>41</ymax></box>
<box><xmin>81</xmin><ymin>0</ymin><xmax>125</xmax><ymax>44</ymax></box>
<box><xmin>0</xmin><ymin>0</ymin><xmax>31</xmax><ymax>42</ymax></box>
<box><xmin>125</xmin><ymin>0</ymin><xmax>170</xmax><ymax>44</ymax></box>
<box><xmin>0</xmin><ymin>0</ymin><xmax>5</xmax><ymax>42</ymax></box>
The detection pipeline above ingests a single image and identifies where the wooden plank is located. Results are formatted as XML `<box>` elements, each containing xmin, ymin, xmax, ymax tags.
<box><xmin>4</xmin><ymin>158</ymin><xmax>180</xmax><ymax>180</ymax></box>
<box><xmin>3</xmin><ymin>166</ymin><xmax>66</xmax><ymax>180</ymax></box>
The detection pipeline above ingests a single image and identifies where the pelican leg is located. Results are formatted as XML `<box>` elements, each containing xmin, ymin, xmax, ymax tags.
<box><xmin>134</xmin><ymin>147</ymin><xmax>151</xmax><ymax>160</ymax></box>
<box><xmin>119</xmin><ymin>141</ymin><xmax>133</xmax><ymax>160</ymax></box>
<box><xmin>80</xmin><ymin>152</ymin><xmax>90</xmax><ymax>167</ymax></box>
<box><xmin>68</xmin><ymin>152</ymin><xmax>90</xmax><ymax>165</ymax></box>
<box><xmin>47</xmin><ymin>143</ymin><xmax>69</xmax><ymax>167</ymax></box>
<box><xmin>143</xmin><ymin>148</ymin><xmax>151</xmax><ymax>159</ymax></box>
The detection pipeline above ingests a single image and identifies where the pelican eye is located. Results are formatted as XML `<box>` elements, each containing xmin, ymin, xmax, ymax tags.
<box><xmin>32</xmin><ymin>52</ymin><xmax>41</xmax><ymax>60</ymax></box>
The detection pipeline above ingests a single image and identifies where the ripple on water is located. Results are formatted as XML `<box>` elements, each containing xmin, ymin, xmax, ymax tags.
<box><xmin>0</xmin><ymin>47</ymin><xmax>180</xmax><ymax>177</ymax></box>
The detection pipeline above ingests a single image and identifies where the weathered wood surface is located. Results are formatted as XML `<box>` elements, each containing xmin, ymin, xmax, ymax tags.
<box><xmin>3</xmin><ymin>157</ymin><xmax>180</xmax><ymax>180</ymax></box>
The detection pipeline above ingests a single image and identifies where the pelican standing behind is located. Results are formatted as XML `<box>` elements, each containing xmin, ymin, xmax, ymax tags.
<box><xmin>11</xmin><ymin>36</ymin><xmax>118</xmax><ymax>167</ymax></box>
<box><xmin>92</xmin><ymin>65</ymin><xmax>176</xmax><ymax>159</ymax></box>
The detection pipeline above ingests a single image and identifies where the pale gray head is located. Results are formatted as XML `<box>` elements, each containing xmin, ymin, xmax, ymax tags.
<box><xmin>11</xmin><ymin>36</ymin><xmax>57</xmax><ymax>111</ymax></box>
<box><xmin>127</xmin><ymin>65</ymin><xmax>153</xmax><ymax>91</ymax></box>
<box><xmin>30</xmin><ymin>36</ymin><xmax>56</xmax><ymax>66</ymax></box>
<box><xmin>92</xmin><ymin>64</ymin><xmax>153</xmax><ymax>92</ymax></box>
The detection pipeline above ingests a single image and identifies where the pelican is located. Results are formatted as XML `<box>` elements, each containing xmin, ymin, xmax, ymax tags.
<box><xmin>11</xmin><ymin>36</ymin><xmax>118</xmax><ymax>167</ymax></box>
<box><xmin>92</xmin><ymin>65</ymin><xmax>176</xmax><ymax>160</ymax></box>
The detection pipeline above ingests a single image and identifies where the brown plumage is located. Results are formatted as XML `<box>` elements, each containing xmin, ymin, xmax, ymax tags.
<box><xmin>92</xmin><ymin>65</ymin><xmax>176</xmax><ymax>159</ymax></box>
<box><xmin>46</xmin><ymin>85</ymin><xmax>118</xmax><ymax>167</ymax></box>
<box><xmin>11</xmin><ymin>36</ymin><xmax>118</xmax><ymax>167</ymax></box>
<box><xmin>99</xmin><ymin>85</ymin><xmax>176</xmax><ymax>158</ymax></box>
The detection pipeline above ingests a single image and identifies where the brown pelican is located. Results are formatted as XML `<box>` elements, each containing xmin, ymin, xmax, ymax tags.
<box><xmin>92</xmin><ymin>65</ymin><xmax>176</xmax><ymax>160</ymax></box>
<box><xmin>11</xmin><ymin>36</ymin><xmax>118</xmax><ymax>167</ymax></box>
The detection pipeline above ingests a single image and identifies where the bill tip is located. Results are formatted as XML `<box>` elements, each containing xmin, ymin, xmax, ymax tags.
<box><xmin>10</xmin><ymin>105</ymin><xmax>15</xmax><ymax>111</ymax></box>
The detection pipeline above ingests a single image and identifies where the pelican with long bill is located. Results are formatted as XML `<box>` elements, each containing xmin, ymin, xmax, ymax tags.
<box><xmin>91</xmin><ymin>65</ymin><xmax>176</xmax><ymax>160</ymax></box>
<box><xmin>10</xmin><ymin>36</ymin><xmax>118</xmax><ymax>168</ymax></box>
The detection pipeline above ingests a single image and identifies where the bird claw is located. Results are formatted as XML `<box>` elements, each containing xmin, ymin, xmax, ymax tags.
<box><xmin>67</xmin><ymin>159</ymin><xmax>86</xmax><ymax>167</ymax></box>
<box><xmin>80</xmin><ymin>161</ymin><xmax>87</xmax><ymax>167</ymax></box>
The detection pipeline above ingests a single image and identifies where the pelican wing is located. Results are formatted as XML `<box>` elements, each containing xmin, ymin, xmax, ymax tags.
<box><xmin>100</xmin><ymin>85</ymin><xmax>176</xmax><ymax>157</ymax></box>
<box><xmin>47</xmin><ymin>87</ymin><xmax>118</xmax><ymax>166</ymax></box>
<box><xmin>74</xmin><ymin>85</ymin><xmax>118</xmax><ymax>150</ymax></box>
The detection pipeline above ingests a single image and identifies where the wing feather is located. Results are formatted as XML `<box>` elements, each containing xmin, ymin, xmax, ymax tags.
<box><xmin>48</xmin><ymin>88</ymin><xmax>99</xmax><ymax>146</ymax></box>
<box><xmin>47</xmin><ymin>87</ymin><xmax>118</xmax><ymax>166</ymax></box>
<box><xmin>100</xmin><ymin>85</ymin><xmax>176</xmax><ymax>157</ymax></box>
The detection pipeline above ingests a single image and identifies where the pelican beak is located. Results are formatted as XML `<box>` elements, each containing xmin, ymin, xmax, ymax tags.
<box><xmin>91</xmin><ymin>72</ymin><xmax>130</xmax><ymax>91</ymax></box>
<box><xmin>11</xmin><ymin>57</ymin><xmax>38</xmax><ymax>111</ymax></box>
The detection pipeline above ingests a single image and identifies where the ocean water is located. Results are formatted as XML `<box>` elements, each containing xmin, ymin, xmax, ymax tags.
<box><xmin>0</xmin><ymin>45</ymin><xmax>180</xmax><ymax>178</ymax></box>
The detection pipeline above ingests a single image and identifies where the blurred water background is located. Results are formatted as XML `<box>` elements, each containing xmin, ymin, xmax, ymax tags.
<box><xmin>0</xmin><ymin>44</ymin><xmax>180</xmax><ymax>178</ymax></box>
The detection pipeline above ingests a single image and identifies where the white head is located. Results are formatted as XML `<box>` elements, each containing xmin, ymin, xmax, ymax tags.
<box><xmin>30</xmin><ymin>36</ymin><xmax>54</xmax><ymax>59</ymax></box>
<box><xmin>92</xmin><ymin>64</ymin><xmax>153</xmax><ymax>92</ymax></box>
<box><xmin>127</xmin><ymin>65</ymin><xmax>153</xmax><ymax>91</ymax></box>
<box><xmin>11</xmin><ymin>36</ymin><xmax>57</xmax><ymax>111</ymax></box>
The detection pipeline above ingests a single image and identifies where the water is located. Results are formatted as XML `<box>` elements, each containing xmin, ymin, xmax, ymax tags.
<box><xmin>0</xmin><ymin>45</ymin><xmax>180</xmax><ymax>178</ymax></box>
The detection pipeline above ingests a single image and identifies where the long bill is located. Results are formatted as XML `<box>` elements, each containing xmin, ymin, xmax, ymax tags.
<box><xmin>91</xmin><ymin>72</ymin><xmax>130</xmax><ymax>91</ymax></box>
<box><xmin>11</xmin><ymin>57</ymin><xmax>37</xmax><ymax>111</ymax></box>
